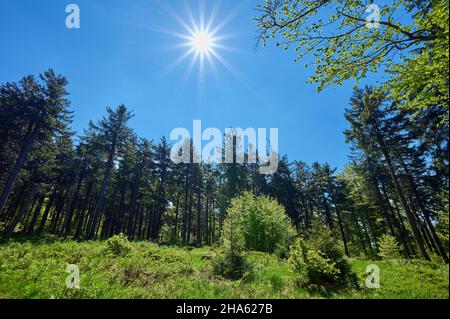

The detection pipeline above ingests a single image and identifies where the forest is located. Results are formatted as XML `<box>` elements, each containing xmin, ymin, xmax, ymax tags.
<box><xmin>0</xmin><ymin>0</ymin><xmax>448</xmax><ymax>299</ymax></box>
<box><xmin>0</xmin><ymin>71</ymin><xmax>448</xmax><ymax>259</ymax></box>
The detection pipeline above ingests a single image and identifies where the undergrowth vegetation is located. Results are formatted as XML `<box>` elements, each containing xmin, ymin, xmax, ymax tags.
<box><xmin>0</xmin><ymin>236</ymin><xmax>447</xmax><ymax>299</ymax></box>
<box><xmin>288</xmin><ymin>221</ymin><xmax>358</xmax><ymax>288</ymax></box>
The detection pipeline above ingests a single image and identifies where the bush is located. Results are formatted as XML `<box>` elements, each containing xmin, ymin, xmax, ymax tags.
<box><xmin>377</xmin><ymin>234</ymin><xmax>401</xmax><ymax>259</ymax></box>
<box><xmin>288</xmin><ymin>221</ymin><xmax>356</xmax><ymax>287</ymax></box>
<box><xmin>222</xmin><ymin>192</ymin><xmax>295</xmax><ymax>253</ymax></box>
<box><xmin>105</xmin><ymin>233</ymin><xmax>132</xmax><ymax>257</ymax></box>
<box><xmin>290</xmin><ymin>243</ymin><xmax>340</xmax><ymax>284</ymax></box>
<box><xmin>212</xmin><ymin>250</ymin><xmax>250</xmax><ymax>280</ymax></box>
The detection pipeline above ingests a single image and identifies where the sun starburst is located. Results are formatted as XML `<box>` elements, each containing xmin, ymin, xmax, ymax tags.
<box><xmin>159</xmin><ymin>0</ymin><xmax>237</xmax><ymax>85</ymax></box>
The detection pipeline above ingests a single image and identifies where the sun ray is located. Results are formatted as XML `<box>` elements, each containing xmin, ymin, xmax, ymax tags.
<box><xmin>210</xmin><ymin>42</ymin><xmax>239</xmax><ymax>52</ymax></box>
<box><xmin>208</xmin><ymin>10</ymin><xmax>237</xmax><ymax>37</ymax></box>
<box><xmin>184</xmin><ymin>1</ymin><xmax>199</xmax><ymax>35</ymax></box>
<box><xmin>164</xmin><ymin>46</ymin><xmax>196</xmax><ymax>74</ymax></box>
<box><xmin>205</xmin><ymin>0</ymin><xmax>221</xmax><ymax>32</ymax></box>
<box><xmin>157</xmin><ymin>0</ymin><xmax>196</xmax><ymax>35</ymax></box>
<box><xmin>209</xmin><ymin>48</ymin><xmax>244</xmax><ymax>82</ymax></box>
<box><xmin>199</xmin><ymin>0</ymin><xmax>206</xmax><ymax>32</ymax></box>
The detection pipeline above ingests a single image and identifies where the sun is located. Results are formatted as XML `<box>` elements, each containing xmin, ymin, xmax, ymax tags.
<box><xmin>158</xmin><ymin>0</ymin><xmax>238</xmax><ymax>84</ymax></box>
<box><xmin>190</xmin><ymin>31</ymin><xmax>214</xmax><ymax>55</ymax></box>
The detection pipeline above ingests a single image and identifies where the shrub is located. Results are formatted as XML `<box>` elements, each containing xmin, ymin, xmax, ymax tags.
<box><xmin>377</xmin><ymin>234</ymin><xmax>401</xmax><ymax>259</ymax></box>
<box><xmin>288</xmin><ymin>221</ymin><xmax>356</xmax><ymax>287</ymax></box>
<box><xmin>292</xmin><ymin>246</ymin><xmax>340</xmax><ymax>284</ymax></box>
<box><xmin>105</xmin><ymin>233</ymin><xmax>132</xmax><ymax>257</ymax></box>
<box><xmin>222</xmin><ymin>192</ymin><xmax>295</xmax><ymax>253</ymax></box>
<box><xmin>212</xmin><ymin>250</ymin><xmax>250</xmax><ymax>280</ymax></box>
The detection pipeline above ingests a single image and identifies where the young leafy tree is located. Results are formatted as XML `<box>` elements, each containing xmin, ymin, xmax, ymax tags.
<box><xmin>222</xmin><ymin>191</ymin><xmax>295</xmax><ymax>253</ymax></box>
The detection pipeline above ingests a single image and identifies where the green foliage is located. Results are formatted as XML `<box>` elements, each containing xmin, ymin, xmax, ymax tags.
<box><xmin>104</xmin><ymin>233</ymin><xmax>132</xmax><ymax>257</ymax></box>
<box><xmin>212</xmin><ymin>250</ymin><xmax>251</xmax><ymax>280</ymax></box>
<box><xmin>0</xmin><ymin>237</ymin><xmax>448</xmax><ymax>299</ymax></box>
<box><xmin>289</xmin><ymin>241</ymin><xmax>340</xmax><ymax>286</ymax></box>
<box><xmin>254</xmin><ymin>1</ymin><xmax>405</xmax><ymax>86</ymax></box>
<box><xmin>289</xmin><ymin>221</ymin><xmax>355</xmax><ymax>287</ymax></box>
<box><xmin>388</xmin><ymin>0</ymin><xmax>449</xmax><ymax>122</ymax></box>
<box><xmin>255</xmin><ymin>0</ymin><xmax>448</xmax><ymax>119</ymax></box>
<box><xmin>222</xmin><ymin>192</ymin><xmax>295</xmax><ymax>253</ymax></box>
<box><xmin>377</xmin><ymin>234</ymin><xmax>402</xmax><ymax>260</ymax></box>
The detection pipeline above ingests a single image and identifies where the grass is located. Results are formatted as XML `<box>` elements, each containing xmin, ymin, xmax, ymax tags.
<box><xmin>0</xmin><ymin>236</ymin><xmax>448</xmax><ymax>299</ymax></box>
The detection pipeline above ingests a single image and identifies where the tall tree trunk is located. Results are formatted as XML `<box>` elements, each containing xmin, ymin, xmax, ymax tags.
<box><xmin>364</xmin><ymin>159</ymin><xmax>398</xmax><ymax>239</ymax></box>
<box><xmin>360</xmin><ymin>215</ymin><xmax>375</xmax><ymax>256</ymax></box>
<box><xmin>351</xmin><ymin>213</ymin><xmax>368</xmax><ymax>256</ymax></box>
<box><xmin>399</xmin><ymin>160</ymin><xmax>449</xmax><ymax>263</ymax></box>
<box><xmin>378</xmin><ymin>177</ymin><xmax>412</xmax><ymax>257</ymax></box>
<box><xmin>320</xmin><ymin>193</ymin><xmax>333</xmax><ymax>229</ymax></box>
<box><xmin>186</xmin><ymin>189</ymin><xmax>193</xmax><ymax>245</ymax></box>
<box><xmin>113</xmin><ymin>186</ymin><xmax>127</xmax><ymax>235</ymax></box>
<box><xmin>27</xmin><ymin>194</ymin><xmax>45</xmax><ymax>235</ymax></box>
<box><xmin>390</xmin><ymin>199</ymin><xmax>415</xmax><ymax>256</ymax></box>
<box><xmin>204</xmin><ymin>195</ymin><xmax>209</xmax><ymax>244</ymax></box>
<box><xmin>38</xmin><ymin>187</ymin><xmax>57</xmax><ymax>234</ymax></box>
<box><xmin>88</xmin><ymin>149</ymin><xmax>115</xmax><ymax>240</ymax></box>
<box><xmin>173</xmin><ymin>195</ymin><xmax>180</xmax><ymax>242</ymax></box>
<box><xmin>327</xmin><ymin>176</ymin><xmax>349</xmax><ymax>257</ymax></box>
<box><xmin>212</xmin><ymin>200</ymin><xmax>216</xmax><ymax>243</ymax></box>
<box><xmin>50</xmin><ymin>187</ymin><xmax>70</xmax><ymax>234</ymax></box>
<box><xmin>2</xmin><ymin>184</ymin><xmax>40</xmax><ymax>238</ymax></box>
<box><xmin>195</xmin><ymin>190</ymin><xmax>202</xmax><ymax>243</ymax></box>
<box><xmin>372</xmin><ymin>122</ymin><xmax>430</xmax><ymax>260</ymax></box>
<box><xmin>1</xmin><ymin>184</ymin><xmax>26</xmax><ymax>223</ymax></box>
<box><xmin>74</xmin><ymin>181</ymin><xmax>93</xmax><ymax>238</ymax></box>
<box><xmin>61</xmin><ymin>172</ymin><xmax>83</xmax><ymax>237</ymax></box>
<box><xmin>182</xmin><ymin>165</ymin><xmax>190</xmax><ymax>245</ymax></box>
<box><xmin>0</xmin><ymin>123</ymin><xmax>39</xmax><ymax>217</ymax></box>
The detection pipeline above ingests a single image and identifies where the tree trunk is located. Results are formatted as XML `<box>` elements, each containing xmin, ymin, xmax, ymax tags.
<box><xmin>38</xmin><ymin>187</ymin><xmax>57</xmax><ymax>234</ymax></box>
<box><xmin>27</xmin><ymin>194</ymin><xmax>45</xmax><ymax>235</ymax></box>
<box><xmin>61</xmin><ymin>169</ymin><xmax>83</xmax><ymax>237</ymax></box>
<box><xmin>195</xmin><ymin>190</ymin><xmax>202</xmax><ymax>243</ymax></box>
<box><xmin>2</xmin><ymin>184</ymin><xmax>40</xmax><ymax>238</ymax></box>
<box><xmin>182</xmin><ymin>164</ymin><xmax>190</xmax><ymax>245</ymax></box>
<box><xmin>74</xmin><ymin>181</ymin><xmax>93</xmax><ymax>238</ymax></box>
<box><xmin>399</xmin><ymin>160</ymin><xmax>449</xmax><ymax>263</ymax></box>
<box><xmin>372</xmin><ymin>122</ymin><xmax>430</xmax><ymax>260</ymax></box>
<box><xmin>173</xmin><ymin>195</ymin><xmax>180</xmax><ymax>242</ymax></box>
<box><xmin>0</xmin><ymin>123</ymin><xmax>39</xmax><ymax>217</ymax></box>
<box><xmin>327</xmin><ymin>175</ymin><xmax>349</xmax><ymax>257</ymax></box>
<box><xmin>87</xmin><ymin>150</ymin><xmax>115</xmax><ymax>239</ymax></box>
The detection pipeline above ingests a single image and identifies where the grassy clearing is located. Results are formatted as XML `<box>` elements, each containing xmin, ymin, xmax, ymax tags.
<box><xmin>0</xmin><ymin>236</ymin><xmax>447</xmax><ymax>299</ymax></box>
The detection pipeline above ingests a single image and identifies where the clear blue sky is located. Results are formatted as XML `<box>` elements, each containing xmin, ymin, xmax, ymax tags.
<box><xmin>0</xmin><ymin>0</ymin><xmax>383</xmax><ymax>170</ymax></box>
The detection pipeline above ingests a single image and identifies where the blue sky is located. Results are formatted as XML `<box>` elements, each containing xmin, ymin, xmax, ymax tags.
<box><xmin>0</xmin><ymin>0</ymin><xmax>382</xmax><ymax>170</ymax></box>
